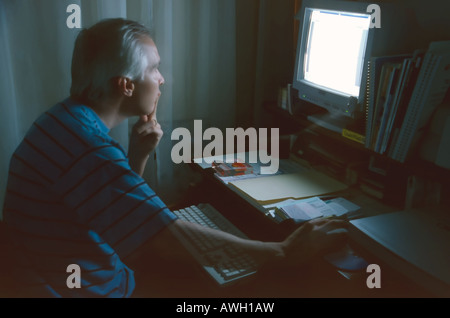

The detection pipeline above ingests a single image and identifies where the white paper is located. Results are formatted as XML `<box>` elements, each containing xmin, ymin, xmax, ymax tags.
<box><xmin>281</xmin><ymin>197</ymin><xmax>334</xmax><ymax>220</ymax></box>
<box><xmin>324</xmin><ymin>197</ymin><xmax>361</xmax><ymax>217</ymax></box>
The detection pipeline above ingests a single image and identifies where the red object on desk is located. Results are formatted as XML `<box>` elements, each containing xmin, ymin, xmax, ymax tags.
<box><xmin>212</xmin><ymin>161</ymin><xmax>254</xmax><ymax>176</ymax></box>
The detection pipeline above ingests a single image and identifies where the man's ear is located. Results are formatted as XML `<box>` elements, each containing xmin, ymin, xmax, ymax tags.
<box><xmin>116</xmin><ymin>77</ymin><xmax>135</xmax><ymax>97</ymax></box>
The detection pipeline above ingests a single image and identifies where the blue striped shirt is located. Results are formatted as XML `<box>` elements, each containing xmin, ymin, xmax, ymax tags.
<box><xmin>3</xmin><ymin>98</ymin><xmax>177</xmax><ymax>297</ymax></box>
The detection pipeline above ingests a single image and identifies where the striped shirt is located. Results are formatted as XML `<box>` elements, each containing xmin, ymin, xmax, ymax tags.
<box><xmin>3</xmin><ymin>98</ymin><xmax>177</xmax><ymax>297</ymax></box>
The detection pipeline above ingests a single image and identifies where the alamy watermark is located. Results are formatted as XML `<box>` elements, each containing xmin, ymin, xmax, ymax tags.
<box><xmin>367</xmin><ymin>4</ymin><xmax>381</xmax><ymax>29</ymax></box>
<box><xmin>66</xmin><ymin>264</ymin><xmax>81</xmax><ymax>289</ymax></box>
<box><xmin>66</xmin><ymin>4</ymin><xmax>81</xmax><ymax>29</ymax></box>
<box><xmin>66</xmin><ymin>4</ymin><xmax>381</xmax><ymax>29</ymax></box>
<box><xmin>366</xmin><ymin>263</ymin><xmax>381</xmax><ymax>288</ymax></box>
<box><xmin>65</xmin><ymin>263</ymin><xmax>381</xmax><ymax>290</ymax></box>
<box><xmin>171</xmin><ymin>120</ymin><xmax>280</xmax><ymax>174</ymax></box>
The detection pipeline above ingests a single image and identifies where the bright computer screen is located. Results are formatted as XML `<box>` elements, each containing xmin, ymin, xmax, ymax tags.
<box><xmin>293</xmin><ymin>0</ymin><xmax>374</xmax><ymax>118</ymax></box>
<box><xmin>304</xmin><ymin>9</ymin><xmax>370</xmax><ymax>97</ymax></box>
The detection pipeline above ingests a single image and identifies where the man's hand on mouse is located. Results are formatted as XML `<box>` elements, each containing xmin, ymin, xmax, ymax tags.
<box><xmin>281</xmin><ymin>218</ymin><xmax>348</xmax><ymax>265</ymax></box>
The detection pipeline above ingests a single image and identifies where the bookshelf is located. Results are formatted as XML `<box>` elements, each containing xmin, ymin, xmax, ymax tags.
<box><xmin>364</xmin><ymin>41</ymin><xmax>450</xmax><ymax>162</ymax></box>
<box><xmin>264</xmin><ymin>101</ymin><xmax>410</xmax><ymax>208</ymax></box>
<box><xmin>265</xmin><ymin>39</ymin><xmax>450</xmax><ymax>209</ymax></box>
<box><xmin>264</xmin><ymin>101</ymin><xmax>367</xmax><ymax>151</ymax></box>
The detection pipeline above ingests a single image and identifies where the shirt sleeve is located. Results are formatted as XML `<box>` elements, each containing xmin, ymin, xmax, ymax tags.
<box><xmin>52</xmin><ymin>144</ymin><xmax>178</xmax><ymax>259</ymax></box>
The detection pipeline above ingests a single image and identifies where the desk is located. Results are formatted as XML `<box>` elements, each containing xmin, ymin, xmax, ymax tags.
<box><xmin>133</xmin><ymin>248</ymin><xmax>387</xmax><ymax>298</ymax></box>
<box><xmin>173</xmin><ymin>156</ymin><xmax>437</xmax><ymax>298</ymax></box>
<box><xmin>189</xmin><ymin>156</ymin><xmax>396</xmax><ymax>241</ymax></box>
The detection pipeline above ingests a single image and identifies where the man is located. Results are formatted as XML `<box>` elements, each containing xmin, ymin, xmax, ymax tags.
<box><xmin>3</xmin><ymin>18</ymin><xmax>347</xmax><ymax>297</ymax></box>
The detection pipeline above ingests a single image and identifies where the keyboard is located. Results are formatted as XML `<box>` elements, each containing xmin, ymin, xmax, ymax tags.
<box><xmin>172</xmin><ymin>203</ymin><xmax>258</xmax><ymax>286</ymax></box>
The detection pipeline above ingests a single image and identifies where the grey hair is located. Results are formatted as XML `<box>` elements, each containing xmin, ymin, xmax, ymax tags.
<box><xmin>70</xmin><ymin>18</ymin><xmax>153</xmax><ymax>103</ymax></box>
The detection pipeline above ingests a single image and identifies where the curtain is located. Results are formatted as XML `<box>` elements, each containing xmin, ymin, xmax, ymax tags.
<box><xmin>147</xmin><ymin>0</ymin><xmax>237</xmax><ymax>204</ymax></box>
<box><xmin>0</xmin><ymin>0</ymin><xmax>237</xmax><ymax>216</ymax></box>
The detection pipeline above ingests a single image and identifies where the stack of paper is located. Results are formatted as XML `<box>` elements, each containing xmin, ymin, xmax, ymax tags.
<box><xmin>228</xmin><ymin>170</ymin><xmax>348</xmax><ymax>205</ymax></box>
<box><xmin>277</xmin><ymin>197</ymin><xmax>361</xmax><ymax>222</ymax></box>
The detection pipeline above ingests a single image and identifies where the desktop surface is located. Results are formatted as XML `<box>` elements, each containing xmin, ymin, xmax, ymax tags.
<box><xmin>131</xmin><ymin>218</ymin><xmax>433</xmax><ymax>298</ymax></box>
<box><xmin>177</xmin><ymin>156</ymin><xmax>445</xmax><ymax>298</ymax></box>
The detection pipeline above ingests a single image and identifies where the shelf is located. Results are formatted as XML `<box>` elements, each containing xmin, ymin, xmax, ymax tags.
<box><xmin>264</xmin><ymin>102</ymin><xmax>445</xmax><ymax>173</ymax></box>
<box><xmin>263</xmin><ymin>101</ymin><xmax>450</xmax><ymax>208</ymax></box>
<box><xmin>263</xmin><ymin>101</ymin><xmax>368</xmax><ymax>152</ymax></box>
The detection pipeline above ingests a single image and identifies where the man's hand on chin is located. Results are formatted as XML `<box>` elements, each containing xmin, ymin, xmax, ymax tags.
<box><xmin>128</xmin><ymin>107</ymin><xmax>163</xmax><ymax>176</ymax></box>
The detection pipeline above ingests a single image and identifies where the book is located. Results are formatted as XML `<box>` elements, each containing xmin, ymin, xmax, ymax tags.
<box><xmin>379</xmin><ymin>57</ymin><xmax>413</xmax><ymax>154</ymax></box>
<box><xmin>390</xmin><ymin>40</ymin><xmax>450</xmax><ymax>162</ymax></box>
<box><xmin>365</xmin><ymin>54</ymin><xmax>410</xmax><ymax>150</ymax></box>
<box><xmin>387</xmin><ymin>49</ymin><xmax>426</xmax><ymax>158</ymax></box>
<box><xmin>370</xmin><ymin>63</ymin><xmax>395</xmax><ymax>150</ymax></box>
<box><xmin>374</xmin><ymin>62</ymin><xmax>402</xmax><ymax>153</ymax></box>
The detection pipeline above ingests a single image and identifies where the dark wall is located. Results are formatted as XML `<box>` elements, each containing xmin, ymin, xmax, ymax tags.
<box><xmin>235</xmin><ymin>0</ymin><xmax>450</xmax><ymax>129</ymax></box>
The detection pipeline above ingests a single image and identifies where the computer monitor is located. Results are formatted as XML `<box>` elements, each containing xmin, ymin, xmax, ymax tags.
<box><xmin>292</xmin><ymin>0</ymin><xmax>412</xmax><ymax>121</ymax></box>
<box><xmin>293</xmin><ymin>0</ymin><xmax>372</xmax><ymax>119</ymax></box>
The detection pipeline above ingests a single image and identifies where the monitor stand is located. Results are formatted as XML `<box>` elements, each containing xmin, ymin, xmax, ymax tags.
<box><xmin>306</xmin><ymin>112</ymin><xmax>354</xmax><ymax>133</ymax></box>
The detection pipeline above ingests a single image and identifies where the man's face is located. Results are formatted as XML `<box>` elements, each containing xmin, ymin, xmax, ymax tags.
<box><xmin>127</xmin><ymin>37</ymin><xmax>165</xmax><ymax>117</ymax></box>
